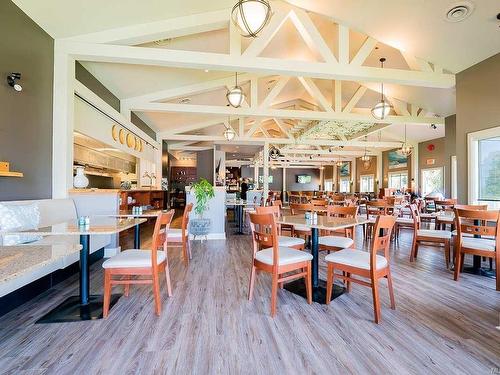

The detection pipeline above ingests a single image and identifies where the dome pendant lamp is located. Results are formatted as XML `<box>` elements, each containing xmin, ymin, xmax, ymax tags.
<box><xmin>371</xmin><ymin>58</ymin><xmax>394</xmax><ymax>120</ymax></box>
<box><xmin>226</xmin><ymin>72</ymin><xmax>246</xmax><ymax>108</ymax></box>
<box><xmin>231</xmin><ymin>0</ymin><xmax>272</xmax><ymax>38</ymax></box>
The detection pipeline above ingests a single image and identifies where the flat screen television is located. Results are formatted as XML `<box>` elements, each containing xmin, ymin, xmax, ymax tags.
<box><xmin>296</xmin><ymin>174</ymin><xmax>311</xmax><ymax>184</ymax></box>
<box><xmin>258</xmin><ymin>175</ymin><xmax>273</xmax><ymax>184</ymax></box>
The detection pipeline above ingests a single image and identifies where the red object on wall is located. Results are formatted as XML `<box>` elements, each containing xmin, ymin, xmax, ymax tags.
<box><xmin>427</xmin><ymin>144</ymin><xmax>435</xmax><ymax>151</ymax></box>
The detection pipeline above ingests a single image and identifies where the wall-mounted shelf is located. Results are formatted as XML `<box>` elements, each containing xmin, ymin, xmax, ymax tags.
<box><xmin>0</xmin><ymin>171</ymin><xmax>24</xmax><ymax>177</ymax></box>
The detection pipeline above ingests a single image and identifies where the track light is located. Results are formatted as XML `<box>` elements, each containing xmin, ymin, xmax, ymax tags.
<box><xmin>7</xmin><ymin>73</ymin><xmax>22</xmax><ymax>92</ymax></box>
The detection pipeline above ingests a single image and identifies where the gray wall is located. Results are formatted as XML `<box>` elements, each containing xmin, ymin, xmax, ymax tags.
<box><xmin>76</xmin><ymin>62</ymin><xmax>120</xmax><ymax>112</ymax></box>
<box><xmin>241</xmin><ymin>166</ymin><xmax>283</xmax><ymax>191</ymax></box>
<box><xmin>131</xmin><ymin>112</ymin><xmax>156</xmax><ymax>139</ymax></box>
<box><xmin>456</xmin><ymin>53</ymin><xmax>500</xmax><ymax>203</ymax></box>
<box><xmin>286</xmin><ymin>168</ymin><xmax>320</xmax><ymax>191</ymax></box>
<box><xmin>0</xmin><ymin>0</ymin><xmax>54</xmax><ymax>200</ymax></box>
<box><xmin>444</xmin><ymin>115</ymin><xmax>456</xmax><ymax>197</ymax></box>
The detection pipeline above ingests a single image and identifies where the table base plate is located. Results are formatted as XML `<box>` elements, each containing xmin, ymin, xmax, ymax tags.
<box><xmin>284</xmin><ymin>279</ymin><xmax>345</xmax><ymax>304</ymax></box>
<box><xmin>462</xmin><ymin>267</ymin><xmax>496</xmax><ymax>278</ymax></box>
<box><xmin>36</xmin><ymin>294</ymin><xmax>121</xmax><ymax>324</ymax></box>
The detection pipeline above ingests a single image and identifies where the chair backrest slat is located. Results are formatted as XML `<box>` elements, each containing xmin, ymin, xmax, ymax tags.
<box><xmin>151</xmin><ymin>209</ymin><xmax>176</xmax><ymax>265</ymax></box>
<box><xmin>249</xmin><ymin>213</ymin><xmax>279</xmax><ymax>267</ymax></box>
<box><xmin>371</xmin><ymin>215</ymin><xmax>396</xmax><ymax>269</ymax></box>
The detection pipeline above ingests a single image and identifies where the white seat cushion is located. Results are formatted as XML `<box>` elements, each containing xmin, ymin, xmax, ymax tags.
<box><xmin>419</xmin><ymin>213</ymin><xmax>434</xmax><ymax>218</ymax></box>
<box><xmin>396</xmin><ymin>217</ymin><xmax>414</xmax><ymax>224</ymax></box>
<box><xmin>167</xmin><ymin>228</ymin><xmax>183</xmax><ymax>238</ymax></box>
<box><xmin>325</xmin><ymin>249</ymin><xmax>388</xmax><ymax>270</ymax></box>
<box><xmin>417</xmin><ymin>229</ymin><xmax>451</xmax><ymax>239</ymax></box>
<box><xmin>293</xmin><ymin>225</ymin><xmax>311</xmax><ymax>232</ymax></box>
<box><xmin>102</xmin><ymin>249</ymin><xmax>166</xmax><ymax>268</ymax></box>
<box><xmin>461</xmin><ymin>237</ymin><xmax>496</xmax><ymax>252</ymax></box>
<box><xmin>278</xmin><ymin>236</ymin><xmax>305</xmax><ymax>247</ymax></box>
<box><xmin>451</xmin><ymin>230</ymin><xmax>494</xmax><ymax>239</ymax></box>
<box><xmin>255</xmin><ymin>246</ymin><xmax>312</xmax><ymax>266</ymax></box>
<box><xmin>435</xmin><ymin>216</ymin><xmax>454</xmax><ymax>222</ymax></box>
<box><xmin>319</xmin><ymin>236</ymin><xmax>354</xmax><ymax>248</ymax></box>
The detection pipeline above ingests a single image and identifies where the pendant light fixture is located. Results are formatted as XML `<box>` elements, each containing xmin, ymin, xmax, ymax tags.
<box><xmin>231</xmin><ymin>0</ymin><xmax>272</xmax><ymax>38</ymax></box>
<box><xmin>226</xmin><ymin>72</ymin><xmax>245</xmax><ymax>108</ymax></box>
<box><xmin>398</xmin><ymin>124</ymin><xmax>412</xmax><ymax>157</ymax></box>
<box><xmin>336</xmin><ymin>157</ymin><xmax>343</xmax><ymax>167</ymax></box>
<box><xmin>223</xmin><ymin>118</ymin><xmax>236</xmax><ymax>141</ymax></box>
<box><xmin>371</xmin><ymin>58</ymin><xmax>393</xmax><ymax>120</ymax></box>
<box><xmin>361</xmin><ymin>137</ymin><xmax>371</xmax><ymax>169</ymax></box>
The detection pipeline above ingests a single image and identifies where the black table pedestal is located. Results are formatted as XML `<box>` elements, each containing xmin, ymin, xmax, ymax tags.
<box><xmin>463</xmin><ymin>255</ymin><xmax>496</xmax><ymax>278</ymax></box>
<box><xmin>134</xmin><ymin>223</ymin><xmax>141</xmax><ymax>248</ymax></box>
<box><xmin>234</xmin><ymin>205</ymin><xmax>245</xmax><ymax>235</ymax></box>
<box><xmin>284</xmin><ymin>279</ymin><xmax>345</xmax><ymax>304</ymax></box>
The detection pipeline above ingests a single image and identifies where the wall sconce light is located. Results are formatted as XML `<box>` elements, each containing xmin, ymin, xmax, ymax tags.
<box><xmin>7</xmin><ymin>73</ymin><xmax>22</xmax><ymax>92</ymax></box>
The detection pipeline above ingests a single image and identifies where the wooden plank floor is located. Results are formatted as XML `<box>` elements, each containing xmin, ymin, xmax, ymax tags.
<box><xmin>0</xmin><ymin>221</ymin><xmax>499</xmax><ymax>374</ymax></box>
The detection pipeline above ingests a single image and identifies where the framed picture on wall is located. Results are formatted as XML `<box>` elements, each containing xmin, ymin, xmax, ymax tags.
<box><xmin>388</xmin><ymin>151</ymin><xmax>408</xmax><ymax>169</ymax></box>
<box><xmin>339</xmin><ymin>162</ymin><xmax>350</xmax><ymax>177</ymax></box>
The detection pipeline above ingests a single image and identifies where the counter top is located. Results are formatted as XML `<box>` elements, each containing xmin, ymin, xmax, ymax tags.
<box><xmin>69</xmin><ymin>189</ymin><xmax>121</xmax><ymax>194</ymax></box>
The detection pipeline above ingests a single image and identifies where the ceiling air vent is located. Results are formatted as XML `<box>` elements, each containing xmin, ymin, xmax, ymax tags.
<box><xmin>445</xmin><ymin>2</ymin><xmax>474</xmax><ymax>22</ymax></box>
<box><xmin>179</xmin><ymin>97</ymin><xmax>191</xmax><ymax>104</ymax></box>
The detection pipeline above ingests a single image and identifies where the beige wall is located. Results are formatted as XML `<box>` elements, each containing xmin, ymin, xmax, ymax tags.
<box><xmin>418</xmin><ymin>137</ymin><xmax>446</xmax><ymax>194</ymax></box>
<box><xmin>456</xmin><ymin>53</ymin><xmax>500</xmax><ymax>203</ymax></box>
<box><xmin>355</xmin><ymin>156</ymin><xmax>377</xmax><ymax>192</ymax></box>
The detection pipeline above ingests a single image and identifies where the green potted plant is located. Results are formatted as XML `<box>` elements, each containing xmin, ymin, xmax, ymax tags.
<box><xmin>189</xmin><ymin>178</ymin><xmax>215</xmax><ymax>236</ymax></box>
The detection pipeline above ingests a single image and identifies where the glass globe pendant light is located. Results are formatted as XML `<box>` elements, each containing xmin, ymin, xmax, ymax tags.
<box><xmin>231</xmin><ymin>0</ymin><xmax>272</xmax><ymax>38</ymax></box>
<box><xmin>398</xmin><ymin>124</ymin><xmax>412</xmax><ymax>156</ymax></box>
<box><xmin>371</xmin><ymin>58</ymin><xmax>394</xmax><ymax>120</ymax></box>
<box><xmin>223</xmin><ymin>117</ymin><xmax>236</xmax><ymax>141</ymax></box>
<box><xmin>226</xmin><ymin>72</ymin><xmax>246</xmax><ymax>108</ymax></box>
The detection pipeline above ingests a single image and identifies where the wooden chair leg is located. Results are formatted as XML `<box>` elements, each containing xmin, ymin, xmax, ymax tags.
<box><xmin>386</xmin><ymin>269</ymin><xmax>396</xmax><ymax>310</ymax></box>
<box><xmin>248</xmin><ymin>265</ymin><xmax>256</xmax><ymax>301</ymax></box>
<box><xmin>454</xmin><ymin>251</ymin><xmax>461</xmax><ymax>281</ymax></box>
<box><xmin>164</xmin><ymin>263</ymin><xmax>173</xmax><ymax>297</ymax></box>
<box><xmin>103</xmin><ymin>271</ymin><xmax>112</xmax><ymax>318</ymax></box>
<box><xmin>410</xmin><ymin>239</ymin><xmax>418</xmax><ymax>262</ymax></box>
<box><xmin>325</xmin><ymin>265</ymin><xmax>333</xmax><ymax>305</ymax></box>
<box><xmin>152</xmin><ymin>272</ymin><xmax>161</xmax><ymax>316</ymax></box>
<box><xmin>123</xmin><ymin>275</ymin><xmax>130</xmax><ymax>297</ymax></box>
<box><xmin>270</xmin><ymin>273</ymin><xmax>279</xmax><ymax>317</ymax></box>
<box><xmin>496</xmin><ymin>257</ymin><xmax>500</xmax><ymax>291</ymax></box>
<box><xmin>444</xmin><ymin>240</ymin><xmax>450</xmax><ymax>269</ymax></box>
<box><xmin>371</xmin><ymin>277</ymin><xmax>381</xmax><ymax>324</ymax></box>
<box><xmin>305</xmin><ymin>263</ymin><xmax>312</xmax><ymax>305</ymax></box>
<box><xmin>182</xmin><ymin>241</ymin><xmax>189</xmax><ymax>266</ymax></box>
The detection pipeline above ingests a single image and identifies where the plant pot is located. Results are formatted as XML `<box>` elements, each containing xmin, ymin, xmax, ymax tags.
<box><xmin>190</xmin><ymin>218</ymin><xmax>211</xmax><ymax>236</ymax></box>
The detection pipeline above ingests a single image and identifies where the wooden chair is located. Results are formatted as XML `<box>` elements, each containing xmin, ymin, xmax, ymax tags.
<box><xmin>409</xmin><ymin>204</ymin><xmax>452</xmax><ymax>269</ymax></box>
<box><xmin>310</xmin><ymin>198</ymin><xmax>328</xmax><ymax>207</ymax></box>
<box><xmin>325</xmin><ymin>215</ymin><xmax>396</xmax><ymax>323</ymax></box>
<box><xmin>289</xmin><ymin>203</ymin><xmax>314</xmax><ymax>241</ymax></box>
<box><xmin>453</xmin><ymin>208</ymin><xmax>499</xmax><ymax>291</ymax></box>
<box><xmin>256</xmin><ymin>205</ymin><xmax>305</xmax><ymax>250</ymax></box>
<box><xmin>102</xmin><ymin>210</ymin><xmax>175</xmax><ymax>317</ymax></box>
<box><xmin>248</xmin><ymin>212</ymin><xmax>312</xmax><ymax>316</ymax></box>
<box><xmin>364</xmin><ymin>200</ymin><xmax>387</xmax><ymax>240</ymax></box>
<box><xmin>271</xmin><ymin>199</ymin><xmax>292</xmax><ymax>236</ymax></box>
<box><xmin>167</xmin><ymin>203</ymin><xmax>193</xmax><ymax>266</ymax></box>
<box><xmin>319</xmin><ymin>206</ymin><xmax>358</xmax><ymax>253</ymax></box>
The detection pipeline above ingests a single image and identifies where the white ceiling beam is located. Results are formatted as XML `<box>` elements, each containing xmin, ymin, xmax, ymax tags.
<box><xmin>259</xmin><ymin>76</ymin><xmax>290</xmax><ymax>108</ymax></box>
<box><xmin>298</xmin><ymin>77</ymin><xmax>333</xmax><ymax>112</ymax></box>
<box><xmin>391</xmin><ymin>98</ymin><xmax>411</xmax><ymax>116</ymax></box>
<box><xmin>242</xmin><ymin>8</ymin><xmax>289</xmax><ymax>57</ymax></box>
<box><xmin>245</xmin><ymin>119</ymin><xmax>263</xmax><ymax>137</ymax></box>
<box><xmin>273</xmin><ymin>118</ymin><xmax>294</xmax><ymax>139</ymax></box>
<box><xmin>122</xmin><ymin>73</ymin><xmax>253</xmax><ymax>104</ymax></box>
<box><xmin>250</xmin><ymin>77</ymin><xmax>258</xmax><ymax>107</ymax></box>
<box><xmin>63</xmin><ymin>9</ymin><xmax>230</xmax><ymax>45</ymax></box>
<box><xmin>334</xmin><ymin>80</ymin><xmax>342</xmax><ymax>112</ymax></box>
<box><xmin>401</xmin><ymin>52</ymin><xmax>434</xmax><ymax>73</ymax></box>
<box><xmin>62</xmin><ymin>41</ymin><xmax>455</xmax><ymax>88</ymax></box>
<box><xmin>259</xmin><ymin>126</ymin><xmax>271</xmax><ymax>138</ymax></box>
<box><xmin>238</xmin><ymin>117</ymin><xmax>245</xmax><ymax>136</ymax></box>
<box><xmin>159</xmin><ymin>134</ymin><xmax>401</xmax><ymax>148</ymax></box>
<box><xmin>343</xmin><ymin>86</ymin><xmax>367</xmax><ymax>113</ymax></box>
<box><xmin>169</xmin><ymin>145</ymin><xmax>212</xmax><ymax>151</ymax></box>
<box><xmin>158</xmin><ymin>117</ymin><xmax>226</xmax><ymax>137</ymax></box>
<box><xmin>349</xmin><ymin>123</ymin><xmax>394</xmax><ymax>140</ymax></box>
<box><xmin>338</xmin><ymin>25</ymin><xmax>350</xmax><ymax>65</ymax></box>
<box><xmin>131</xmin><ymin>102</ymin><xmax>444</xmax><ymax>125</ymax></box>
<box><xmin>279</xmin><ymin>149</ymin><xmax>376</xmax><ymax>156</ymax></box>
<box><xmin>229</xmin><ymin>20</ymin><xmax>241</xmax><ymax>56</ymax></box>
<box><xmin>351</xmin><ymin>37</ymin><xmax>377</xmax><ymax>66</ymax></box>
<box><xmin>288</xmin><ymin>9</ymin><xmax>337</xmax><ymax>64</ymax></box>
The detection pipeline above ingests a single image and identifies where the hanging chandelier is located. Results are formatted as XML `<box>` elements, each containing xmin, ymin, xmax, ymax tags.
<box><xmin>226</xmin><ymin>72</ymin><xmax>245</xmax><ymax>108</ymax></box>
<box><xmin>361</xmin><ymin>136</ymin><xmax>371</xmax><ymax>169</ymax></box>
<box><xmin>223</xmin><ymin>118</ymin><xmax>236</xmax><ymax>141</ymax></box>
<box><xmin>371</xmin><ymin>58</ymin><xmax>394</xmax><ymax>120</ymax></box>
<box><xmin>398</xmin><ymin>124</ymin><xmax>412</xmax><ymax>156</ymax></box>
<box><xmin>336</xmin><ymin>158</ymin><xmax>343</xmax><ymax>167</ymax></box>
<box><xmin>231</xmin><ymin>0</ymin><xmax>272</xmax><ymax>38</ymax></box>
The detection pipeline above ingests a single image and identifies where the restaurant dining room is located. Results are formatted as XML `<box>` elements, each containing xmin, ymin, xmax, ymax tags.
<box><xmin>0</xmin><ymin>0</ymin><xmax>499</xmax><ymax>374</ymax></box>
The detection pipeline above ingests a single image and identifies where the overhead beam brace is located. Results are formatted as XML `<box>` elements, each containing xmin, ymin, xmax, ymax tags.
<box><xmin>61</xmin><ymin>41</ymin><xmax>456</xmax><ymax>88</ymax></box>
<box><xmin>131</xmin><ymin>102</ymin><xmax>444</xmax><ymax>125</ymax></box>
<box><xmin>298</xmin><ymin>77</ymin><xmax>333</xmax><ymax>112</ymax></box>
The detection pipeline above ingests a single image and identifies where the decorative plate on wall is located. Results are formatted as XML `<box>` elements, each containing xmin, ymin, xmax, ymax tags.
<box><xmin>111</xmin><ymin>125</ymin><xmax>119</xmax><ymax>141</ymax></box>
<box><xmin>126</xmin><ymin>133</ymin><xmax>136</xmax><ymax>149</ymax></box>
<box><xmin>119</xmin><ymin>129</ymin><xmax>125</xmax><ymax>144</ymax></box>
<box><xmin>138</xmin><ymin>140</ymin><xmax>143</xmax><ymax>152</ymax></box>
<box><xmin>134</xmin><ymin>137</ymin><xmax>140</xmax><ymax>151</ymax></box>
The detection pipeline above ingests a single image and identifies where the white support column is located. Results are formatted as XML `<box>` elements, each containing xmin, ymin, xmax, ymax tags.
<box><xmin>155</xmin><ymin>147</ymin><xmax>162</xmax><ymax>189</ymax></box>
<box><xmin>376</xmin><ymin>151</ymin><xmax>383</xmax><ymax>194</ymax></box>
<box><xmin>254</xmin><ymin>163</ymin><xmax>259</xmax><ymax>187</ymax></box>
<box><xmin>282</xmin><ymin>167</ymin><xmax>287</xmax><ymax>203</ymax></box>
<box><xmin>52</xmin><ymin>43</ymin><xmax>76</xmax><ymax>198</ymax></box>
<box><xmin>351</xmin><ymin>157</ymin><xmax>356</xmax><ymax>193</ymax></box>
<box><xmin>411</xmin><ymin>142</ymin><xmax>419</xmax><ymax>194</ymax></box>
<box><xmin>263</xmin><ymin>142</ymin><xmax>269</xmax><ymax>203</ymax></box>
<box><xmin>333</xmin><ymin>162</ymin><xmax>338</xmax><ymax>192</ymax></box>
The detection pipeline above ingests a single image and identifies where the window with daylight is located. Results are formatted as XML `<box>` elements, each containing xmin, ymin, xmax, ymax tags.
<box><xmin>360</xmin><ymin>174</ymin><xmax>374</xmax><ymax>192</ymax></box>
<box><xmin>339</xmin><ymin>177</ymin><xmax>350</xmax><ymax>193</ymax></box>
<box><xmin>421</xmin><ymin>167</ymin><xmax>444</xmax><ymax>197</ymax></box>
<box><xmin>388</xmin><ymin>171</ymin><xmax>408</xmax><ymax>191</ymax></box>
<box><xmin>478</xmin><ymin>137</ymin><xmax>500</xmax><ymax>201</ymax></box>
<box><xmin>324</xmin><ymin>181</ymin><xmax>333</xmax><ymax>192</ymax></box>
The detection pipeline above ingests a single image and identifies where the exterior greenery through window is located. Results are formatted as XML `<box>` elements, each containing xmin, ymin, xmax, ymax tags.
<box><xmin>421</xmin><ymin>167</ymin><xmax>444</xmax><ymax>196</ymax></box>
<box><xmin>360</xmin><ymin>175</ymin><xmax>374</xmax><ymax>192</ymax></box>
<box><xmin>479</xmin><ymin>137</ymin><xmax>500</xmax><ymax>201</ymax></box>
<box><xmin>388</xmin><ymin>171</ymin><xmax>408</xmax><ymax>190</ymax></box>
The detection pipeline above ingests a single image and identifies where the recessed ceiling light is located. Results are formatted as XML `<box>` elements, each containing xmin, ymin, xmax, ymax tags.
<box><xmin>445</xmin><ymin>2</ymin><xmax>474</xmax><ymax>22</ymax></box>
<box><xmin>204</xmin><ymin>69</ymin><xmax>209</xmax><ymax>73</ymax></box>
<box><xmin>179</xmin><ymin>97</ymin><xmax>191</xmax><ymax>104</ymax></box>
